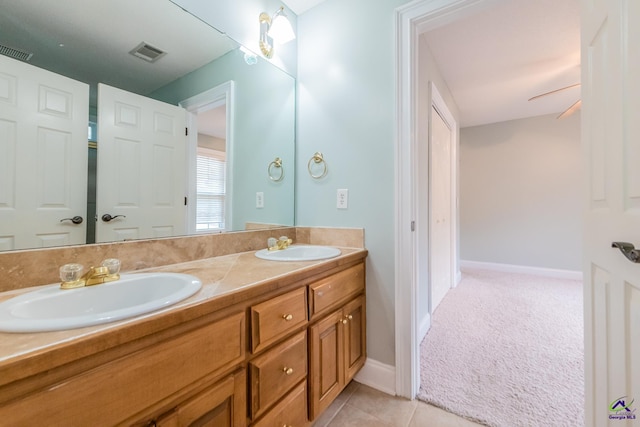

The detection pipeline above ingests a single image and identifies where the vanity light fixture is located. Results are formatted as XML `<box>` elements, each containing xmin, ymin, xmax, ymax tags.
<box><xmin>259</xmin><ymin>6</ymin><xmax>296</xmax><ymax>59</ymax></box>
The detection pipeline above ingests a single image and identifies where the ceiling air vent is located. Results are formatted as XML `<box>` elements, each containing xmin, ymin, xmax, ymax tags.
<box><xmin>0</xmin><ymin>44</ymin><xmax>33</xmax><ymax>62</ymax></box>
<box><xmin>129</xmin><ymin>42</ymin><xmax>166</xmax><ymax>63</ymax></box>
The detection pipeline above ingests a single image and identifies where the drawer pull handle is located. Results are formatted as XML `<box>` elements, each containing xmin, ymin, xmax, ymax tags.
<box><xmin>283</xmin><ymin>367</ymin><xmax>294</xmax><ymax>375</ymax></box>
<box><xmin>282</xmin><ymin>314</ymin><xmax>294</xmax><ymax>321</ymax></box>
<box><xmin>342</xmin><ymin>314</ymin><xmax>353</xmax><ymax>324</ymax></box>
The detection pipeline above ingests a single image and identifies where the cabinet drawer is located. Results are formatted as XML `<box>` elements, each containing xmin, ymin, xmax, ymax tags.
<box><xmin>0</xmin><ymin>312</ymin><xmax>246</xmax><ymax>426</ymax></box>
<box><xmin>253</xmin><ymin>380</ymin><xmax>308</xmax><ymax>427</ymax></box>
<box><xmin>251</xmin><ymin>287</ymin><xmax>307</xmax><ymax>353</ymax></box>
<box><xmin>309</xmin><ymin>263</ymin><xmax>365</xmax><ymax>319</ymax></box>
<box><xmin>154</xmin><ymin>369</ymin><xmax>246</xmax><ymax>427</ymax></box>
<box><xmin>249</xmin><ymin>330</ymin><xmax>307</xmax><ymax>419</ymax></box>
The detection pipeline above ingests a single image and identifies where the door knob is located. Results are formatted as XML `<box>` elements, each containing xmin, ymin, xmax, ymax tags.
<box><xmin>612</xmin><ymin>242</ymin><xmax>640</xmax><ymax>263</ymax></box>
<box><xmin>101</xmin><ymin>214</ymin><xmax>126</xmax><ymax>222</ymax></box>
<box><xmin>60</xmin><ymin>216</ymin><xmax>83</xmax><ymax>224</ymax></box>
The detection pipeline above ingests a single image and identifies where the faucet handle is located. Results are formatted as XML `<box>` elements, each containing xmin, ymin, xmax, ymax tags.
<box><xmin>101</xmin><ymin>258</ymin><xmax>121</xmax><ymax>275</ymax></box>
<box><xmin>59</xmin><ymin>263</ymin><xmax>84</xmax><ymax>282</ymax></box>
<box><xmin>267</xmin><ymin>237</ymin><xmax>278</xmax><ymax>249</ymax></box>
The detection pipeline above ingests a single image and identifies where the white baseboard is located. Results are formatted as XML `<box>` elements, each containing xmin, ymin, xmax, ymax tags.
<box><xmin>354</xmin><ymin>358</ymin><xmax>396</xmax><ymax>396</ymax></box>
<box><xmin>418</xmin><ymin>313</ymin><xmax>431</xmax><ymax>343</ymax></box>
<box><xmin>460</xmin><ymin>260</ymin><xmax>583</xmax><ymax>281</ymax></box>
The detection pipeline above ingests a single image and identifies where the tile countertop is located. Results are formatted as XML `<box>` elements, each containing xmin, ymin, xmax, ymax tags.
<box><xmin>0</xmin><ymin>247</ymin><xmax>367</xmax><ymax>388</ymax></box>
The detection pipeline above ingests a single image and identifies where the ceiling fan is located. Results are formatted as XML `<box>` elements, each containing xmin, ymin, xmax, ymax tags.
<box><xmin>528</xmin><ymin>83</ymin><xmax>581</xmax><ymax>119</ymax></box>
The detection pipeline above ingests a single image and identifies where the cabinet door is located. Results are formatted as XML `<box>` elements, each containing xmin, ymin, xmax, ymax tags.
<box><xmin>308</xmin><ymin>309</ymin><xmax>344</xmax><ymax>420</ymax></box>
<box><xmin>157</xmin><ymin>370</ymin><xmax>246</xmax><ymax>427</ymax></box>
<box><xmin>342</xmin><ymin>295</ymin><xmax>366</xmax><ymax>383</ymax></box>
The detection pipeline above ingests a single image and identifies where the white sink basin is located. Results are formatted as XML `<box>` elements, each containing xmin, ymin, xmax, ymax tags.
<box><xmin>255</xmin><ymin>245</ymin><xmax>341</xmax><ymax>262</ymax></box>
<box><xmin>0</xmin><ymin>272</ymin><xmax>202</xmax><ymax>333</ymax></box>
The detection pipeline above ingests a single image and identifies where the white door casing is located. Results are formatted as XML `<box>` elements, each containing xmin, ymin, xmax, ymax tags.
<box><xmin>96</xmin><ymin>83</ymin><xmax>187</xmax><ymax>243</ymax></box>
<box><xmin>0</xmin><ymin>55</ymin><xmax>89</xmax><ymax>251</ymax></box>
<box><xmin>582</xmin><ymin>0</ymin><xmax>640</xmax><ymax>425</ymax></box>
<box><xmin>396</xmin><ymin>0</ymin><xmax>482</xmax><ymax>399</ymax></box>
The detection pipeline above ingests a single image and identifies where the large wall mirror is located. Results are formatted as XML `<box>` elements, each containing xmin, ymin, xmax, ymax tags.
<box><xmin>0</xmin><ymin>0</ymin><xmax>295</xmax><ymax>252</ymax></box>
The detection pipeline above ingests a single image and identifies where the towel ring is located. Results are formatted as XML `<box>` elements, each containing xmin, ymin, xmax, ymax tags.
<box><xmin>268</xmin><ymin>157</ymin><xmax>284</xmax><ymax>182</ymax></box>
<box><xmin>308</xmin><ymin>152</ymin><xmax>328</xmax><ymax>179</ymax></box>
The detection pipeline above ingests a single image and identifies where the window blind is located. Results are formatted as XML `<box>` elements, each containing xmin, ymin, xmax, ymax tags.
<box><xmin>196</xmin><ymin>147</ymin><xmax>226</xmax><ymax>231</ymax></box>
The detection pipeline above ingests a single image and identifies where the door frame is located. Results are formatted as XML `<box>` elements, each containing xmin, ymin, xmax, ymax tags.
<box><xmin>180</xmin><ymin>81</ymin><xmax>235</xmax><ymax>233</ymax></box>
<box><xmin>394</xmin><ymin>0</ymin><xmax>500</xmax><ymax>399</ymax></box>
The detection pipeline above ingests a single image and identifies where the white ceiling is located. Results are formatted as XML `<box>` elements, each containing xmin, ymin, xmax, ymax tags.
<box><xmin>0</xmin><ymin>0</ymin><xmax>237</xmax><ymax>103</ymax></box>
<box><xmin>288</xmin><ymin>0</ymin><xmax>580</xmax><ymax>128</ymax></box>
<box><xmin>1</xmin><ymin>0</ymin><xmax>580</xmax><ymax>129</ymax></box>
<box><xmin>282</xmin><ymin>0</ymin><xmax>327</xmax><ymax>15</ymax></box>
<box><xmin>423</xmin><ymin>0</ymin><xmax>580</xmax><ymax>127</ymax></box>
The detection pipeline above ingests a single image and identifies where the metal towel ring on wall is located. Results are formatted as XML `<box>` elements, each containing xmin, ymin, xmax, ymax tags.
<box><xmin>268</xmin><ymin>157</ymin><xmax>284</xmax><ymax>182</ymax></box>
<box><xmin>308</xmin><ymin>152</ymin><xmax>328</xmax><ymax>179</ymax></box>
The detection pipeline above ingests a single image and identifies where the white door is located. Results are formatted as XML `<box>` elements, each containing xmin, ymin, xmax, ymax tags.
<box><xmin>583</xmin><ymin>1</ymin><xmax>640</xmax><ymax>425</ymax></box>
<box><xmin>0</xmin><ymin>55</ymin><xmax>89</xmax><ymax>251</ymax></box>
<box><xmin>429</xmin><ymin>86</ymin><xmax>456</xmax><ymax>313</ymax></box>
<box><xmin>96</xmin><ymin>84</ymin><xmax>187</xmax><ymax>243</ymax></box>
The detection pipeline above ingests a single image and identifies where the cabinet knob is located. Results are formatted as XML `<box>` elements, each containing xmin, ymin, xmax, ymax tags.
<box><xmin>342</xmin><ymin>319</ymin><xmax>348</xmax><ymax>324</ymax></box>
<box><xmin>283</xmin><ymin>367</ymin><xmax>294</xmax><ymax>375</ymax></box>
<box><xmin>282</xmin><ymin>314</ymin><xmax>293</xmax><ymax>321</ymax></box>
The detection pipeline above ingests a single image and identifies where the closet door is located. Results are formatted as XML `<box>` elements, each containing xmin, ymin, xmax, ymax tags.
<box><xmin>96</xmin><ymin>83</ymin><xmax>187</xmax><ymax>243</ymax></box>
<box><xmin>0</xmin><ymin>55</ymin><xmax>89</xmax><ymax>251</ymax></box>
<box><xmin>430</xmin><ymin>103</ymin><xmax>453</xmax><ymax>312</ymax></box>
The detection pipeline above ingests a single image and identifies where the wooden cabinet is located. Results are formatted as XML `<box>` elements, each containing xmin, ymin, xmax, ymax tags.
<box><xmin>250</xmin><ymin>262</ymin><xmax>366</xmax><ymax>426</ymax></box>
<box><xmin>251</xmin><ymin>287</ymin><xmax>307</xmax><ymax>353</ymax></box>
<box><xmin>249</xmin><ymin>330</ymin><xmax>307</xmax><ymax>419</ymax></box>
<box><xmin>308</xmin><ymin>265</ymin><xmax>366</xmax><ymax>420</ymax></box>
<box><xmin>0</xmin><ymin>312</ymin><xmax>246</xmax><ymax>426</ymax></box>
<box><xmin>0</xmin><ymin>255</ymin><xmax>366</xmax><ymax>427</ymax></box>
<box><xmin>342</xmin><ymin>296</ymin><xmax>366</xmax><ymax>382</ymax></box>
<box><xmin>252</xmin><ymin>381</ymin><xmax>308</xmax><ymax>427</ymax></box>
<box><xmin>308</xmin><ymin>263</ymin><xmax>365</xmax><ymax>321</ymax></box>
<box><xmin>154</xmin><ymin>370</ymin><xmax>246</xmax><ymax>427</ymax></box>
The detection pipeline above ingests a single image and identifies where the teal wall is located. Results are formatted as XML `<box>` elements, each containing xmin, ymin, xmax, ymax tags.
<box><xmin>152</xmin><ymin>49</ymin><xmax>295</xmax><ymax>230</ymax></box>
<box><xmin>296</xmin><ymin>0</ymin><xmax>411</xmax><ymax>366</ymax></box>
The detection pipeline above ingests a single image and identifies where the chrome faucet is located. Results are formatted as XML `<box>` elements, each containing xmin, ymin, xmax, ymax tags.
<box><xmin>59</xmin><ymin>259</ymin><xmax>121</xmax><ymax>289</ymax></box>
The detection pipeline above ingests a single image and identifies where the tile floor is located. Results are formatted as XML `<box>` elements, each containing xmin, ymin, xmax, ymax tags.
<box><xmin>312</xmin><ymin>381</ymin><xmax>486</xmax><ymax>427</ymax></box>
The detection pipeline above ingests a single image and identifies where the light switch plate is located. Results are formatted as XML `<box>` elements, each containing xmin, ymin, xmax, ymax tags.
<box><xmin>256</xmin><ymin>192</ymin><xmax>264</xmax><ymax>208</ymax></box>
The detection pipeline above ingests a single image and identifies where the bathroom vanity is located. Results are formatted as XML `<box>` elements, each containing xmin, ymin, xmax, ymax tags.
<box><xmin>0</xmin><ymin>247</ymin><xmax>366</xmax><ymax>426</ymax></box>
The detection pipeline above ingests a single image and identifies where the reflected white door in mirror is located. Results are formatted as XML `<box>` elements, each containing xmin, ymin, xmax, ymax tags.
<box><xmin>0</xmin><ymin>55</ymin><xmax>89</xmax><ymax>251</ymax></box>
<box><xmin>96</xmin><ymin>84</ymin><xmax>187</xmax><ymax>243</ymax></box>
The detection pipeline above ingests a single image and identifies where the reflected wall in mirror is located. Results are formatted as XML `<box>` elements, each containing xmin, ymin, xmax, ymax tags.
<box><xmin>0</xmin><ymin>0</ymin><xmax>295</xmax><ymax>252</ymax></box>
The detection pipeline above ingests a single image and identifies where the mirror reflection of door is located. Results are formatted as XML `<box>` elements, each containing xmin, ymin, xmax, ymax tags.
<box><xmin>95</xmin><ymin>83</ymin><xmax>187</xmax><ymax>243</ymax></box>
<box><xmin>194</xmin><ymin>105</ymin><xmax>227</xmax><ymax>233</ymax></box>
<box><xmin>0</xmin><ymin>55</ymin><xmax>89</xmax><ymax>250</ymax></box>
<box><xmin>181</xmin><ymin>82</ymin><xmax>234</xmax><ymax>234</ymax></box>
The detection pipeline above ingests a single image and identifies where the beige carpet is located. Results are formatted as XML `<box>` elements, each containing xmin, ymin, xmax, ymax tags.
<box><xmin>417</xmin><ymin>268</ymin><xmax>584</xmax><ymax>427</ymax></box>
